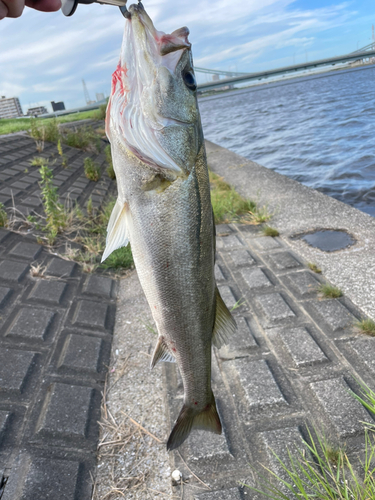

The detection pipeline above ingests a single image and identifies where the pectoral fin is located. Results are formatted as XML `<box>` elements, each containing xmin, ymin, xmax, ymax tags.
<box><xmin>150</xmin><ymin>336</ymin><xmax>176</xmax><ymax>369</ymax></box>
<box><xmin>212</xmin><ymin>287</ymin><xmax>237</xmax><ymax>349</ymax></box>
<box><xmin>101</xmin><ymin>199</ymin><xmax>131</xmax><ymax>262</ymax></box>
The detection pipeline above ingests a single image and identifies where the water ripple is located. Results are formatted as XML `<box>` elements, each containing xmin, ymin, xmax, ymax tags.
<box><xmin>199</xmin><ymin>65</ymin><xmax>375</xmax><ymax>217</ymax></box>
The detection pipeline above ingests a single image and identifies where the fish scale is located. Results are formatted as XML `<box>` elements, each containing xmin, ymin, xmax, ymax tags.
<box><xmin>102</xmin><ymin>2</ymin><xmax>236</xmax><ymax>450</ymax></box>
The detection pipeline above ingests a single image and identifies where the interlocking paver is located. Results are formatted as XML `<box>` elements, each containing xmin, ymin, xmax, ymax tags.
<box><xmin>0</xmin><ymin>287</ymin><xmax>11</xmax><ymax>308</ymax></box>
<box><xmin>256</xmin><ymin>293</ymin><xmax>295</xmax><ymax>322</ymax></box>
<box><xmin>46</xmin><ymin>258</ymin><xmax>77</xmax><ymax>277</ymax></box>
<box><xmin>229</xmin><ymin>248</ymin><xmax>255</xmax><ymax>267</ymax></box>
<box><xmin>214</xmin><ymin>263</ymin><xmax>225</xmax><ymax>281</ymax></box>
<box><xmin>309</xmin><ymin>299</ymin><xmax>356</xmax><ymax>331</ymax></box>
<box><xmin>283</xmin><ymin>270</ymin><xmax>320</xmax><ymax>297</ymax></box>
<box><xmin>0</xmin><ymin>260</ymin><xmax>29</xmax><ymax>283</ymax></box>
<box><xmin>218</xmin><ymin>285</ymin><xmax>237</xmax><ymax>308</ymax></box>
<box><xmin>0</xmin><ymin>348</ymin><xmax>36</xmax><ymax>393</ymax></box>
<box><xmin>267</xmin><ymin>251</ymin><xmax>301</xmax><ymax>270</ymax></box>
<box><xmin>72</xmin><ymin>300</ymin><xmax>109</xmax><ymax>330</ymax></box>
<box><xmin>82</xmin><ymin>275</ymin><xmax>113</xmax><ymax>299</ymax></box>
<box><xmin>277</xmin><ymin>327</ymin><xmax>328</xmax><ymax>367</ymax></box>
<box><xmin>57</xmin><ymin>334</ymin><xmax>103</xmax><ymax>374</ymax></box>
<box><xmin>28</xmin><ymin>280</ymin><xmax>67</xmax><ymax>305</ymax></box>
<box><xmin>349</xmin><ymin>337</ymin><xmax>375</xmax><ymax>373</ymax></box>
<box><xmin>241</xmin><ymin>267</ymin><xmax>272</xmax><ymax>289</ymax></box>
<box><xmin>0</xmin><ymin>411</ymin><xmax>10</xmax><ymax>444</ymax></box>
<box><xmin>310</xmin><ymin>377</ymin><xmax>371</xmax><ymax>436</ymax></box>
<box><xmin>2</xmin><ymin>453</ymin><xmax>83</xmax><ymax>500</ymax></box>
<box><xmin>231</xmin><ymin>358</ymin><xmax>287</xmax><ymax>410</ymax></box>
<box><xmin>36</xmin><ymin>383</ymin><xmax>94</xmax><ymax>439</ymax></box>
<box><xmin>7</xmin><ymin>308</ymin><xmax>55</xmax><ymax>341</ymax></box>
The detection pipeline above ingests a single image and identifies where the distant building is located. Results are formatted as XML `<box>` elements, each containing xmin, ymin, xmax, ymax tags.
<box><xmin>96</xmin><ymin>92</ymin><xmax>105</xmax><ymax>102</ymax></box>
<box><xmin>51</xmin><ymin>101</ymin><xmax>65</xmax><ymax>112</ymax></box>
<box><xmin>0</xmin><ymin>96</ymin><xmax>23</xmax><ymax>119</ymax></box>
<box><xmin>26</xmin><ymin>105</ymin><xmax>48</xmax><ymax>117</ymax></box>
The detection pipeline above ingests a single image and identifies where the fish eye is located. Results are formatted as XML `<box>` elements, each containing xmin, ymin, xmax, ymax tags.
<box><xmin>182</xmin><ymin>71</ymin><xmax>197</xmax><ymax>91</ymax></box>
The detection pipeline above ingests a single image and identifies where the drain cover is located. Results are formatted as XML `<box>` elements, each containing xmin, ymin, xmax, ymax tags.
<box><xmin>301</xmin><ymin>230</ymin><xmax>355</xmax><ymax>252</ymax></box>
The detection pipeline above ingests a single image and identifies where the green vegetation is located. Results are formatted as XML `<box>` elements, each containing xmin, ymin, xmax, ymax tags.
<box><xmin>105</xmin><ymin>144</ymin><xmax>116</xmax><ymax>180</ymax></box>
<box><xmin>209</xmin><ymin>171</ymin><xmax>271</xmax><ymax>224</ymax></box>
<box><xmin>62</xmin><ymin>126</ymin><xmax>101</xmax><ymax>152</ymax></box>
<box><xmin>57</xmin><ymin>139</ymin><xmax>68</xmax><ymax>168</ymax></box>
<box><xmin>246</xmin><ymin>381</ymin><xmax>375</xmax><ymax>500</ymax></box>
<box><xmin>0</xmin><ymin>108</ymin><xmax>105</xmax><ymax>136</ymax></box>
<box><xmin>0</xmin><ymin>203</ymin><xmax>7</xmax><ymax>227</ymax></box>
<box><xmin>317</xmin><ymin>283</ymin><xmax>343</xmax><ymax>298</ymax></box>
<box><xmin>262</xmin><ymin>225</ymin><xmax>279</xmax><ymax>237</ymax></box>
<box><xmin>23</xmin><ymin>167</ymin><xmax>131</xmax><ymax>272</ymax></box>
<box><xmin>356</xmin><ymin>318</ymin><xmax>375</xmax><ymax>337</ymax></box>
<box><xmin>308</xmin><ymin>262</ymin><xmax>322</xmax><ymax>273</ymax></box>
<box><xmin>230</xmin><ymin>299</ymin><xmax>246</xmax><ymax>312</ymax></box>
<box><xmin>39</xmin><ymin>165</ymin><xmax>66</xmax><ymax>244</ymax></box>
<box><xmin>84</xmin><ymin>158</ymin><xmax>101</xmax><ymax>181</ymax></box>
<box><xmin>30</xmin><ymin>156</ymin><xmax>48</xmax><ymax>167</ymax></box>
<box><xmin>245</xmin><ymin>427</ymin><xmax>375</xmax><ymax>500</ymax></box>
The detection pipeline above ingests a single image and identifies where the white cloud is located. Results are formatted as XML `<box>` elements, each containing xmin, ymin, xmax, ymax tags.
<box><xmin>0</xmin><ymin>0</ymin><xmax>362</xmax><ymax>111</ymax></box>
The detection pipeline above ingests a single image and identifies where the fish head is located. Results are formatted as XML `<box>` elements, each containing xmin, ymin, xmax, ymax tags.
<box><xmin>107</xmin><ymin>2</ymin><xmax>202</xmax><ymax>174</ymax></box>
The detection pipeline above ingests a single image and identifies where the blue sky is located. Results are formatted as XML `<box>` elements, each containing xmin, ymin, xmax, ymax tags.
<box><xmin>0</xmin><ymin>0</ymin><xmax>374</xmax><ymax>113</ymax></box>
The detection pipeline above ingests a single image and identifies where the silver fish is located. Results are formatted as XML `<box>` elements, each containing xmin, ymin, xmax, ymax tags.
<box><xmin>102</xmin><ymin>2</ymin><xmax>236</xmax><ymax>450</ymax></box>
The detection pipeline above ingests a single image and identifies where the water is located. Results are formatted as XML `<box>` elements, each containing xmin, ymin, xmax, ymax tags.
<box><xmin>199</xmin><ymin>65</ymin><xmax>375</xmax><ymax>217</ymax></box>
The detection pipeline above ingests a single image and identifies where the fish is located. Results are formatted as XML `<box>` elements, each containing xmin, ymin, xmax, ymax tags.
<box><xmin>102</xmin><ymin>1</ymin><xmax>236</xmax><ymax>451</ymax></box>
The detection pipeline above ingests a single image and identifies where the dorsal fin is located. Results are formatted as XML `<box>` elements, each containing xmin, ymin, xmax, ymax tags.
<box><xmin>212</xmin><ymin>287</ymin><xmax>237</xmax><ymax>349</ymax></box>
<box><xmin>150</xmin><ymin>336</ymin><xmax>176</xmax><ymax>369</ymax></box>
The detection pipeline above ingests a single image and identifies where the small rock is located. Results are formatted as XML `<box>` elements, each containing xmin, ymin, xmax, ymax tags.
<box><xmin>171</xmin><ymin>469</ymin><xmax>182</xmax><ymax>485</ymax></box>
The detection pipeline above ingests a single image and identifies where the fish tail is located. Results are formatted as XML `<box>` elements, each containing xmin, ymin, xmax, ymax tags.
<box><xmin>166</xmin><ymin>391</ymin><xmax>222</xmax><ymax>451</ymax></box>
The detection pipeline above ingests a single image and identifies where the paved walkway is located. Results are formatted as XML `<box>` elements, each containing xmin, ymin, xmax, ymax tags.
<box><xmin>0</xmin><ymin>131</ymin><xmax>118</xmax><ymax>500</ymax></box>
<box><xmin>0</xmin><ymin>131</ymin><xmax>374</xmax><ymax>499</ymax></box>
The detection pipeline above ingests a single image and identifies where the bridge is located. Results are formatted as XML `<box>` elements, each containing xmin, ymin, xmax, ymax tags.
<box><xmin>195</xmin><ymin>45</ymin><xmax>375</xmax><ymax>92</ymax></box>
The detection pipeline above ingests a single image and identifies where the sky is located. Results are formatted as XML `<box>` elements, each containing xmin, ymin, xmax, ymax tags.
<box><xmin>0</xmin><ymin>0</ymin><xmax>374</xmax><ymax>113</ymax></box>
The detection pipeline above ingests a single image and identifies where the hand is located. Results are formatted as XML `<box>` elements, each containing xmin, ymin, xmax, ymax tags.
<box><xmin>0</xmin><ymin>0</ymin><xmax>61</xmax><ymax>19</ymax></box>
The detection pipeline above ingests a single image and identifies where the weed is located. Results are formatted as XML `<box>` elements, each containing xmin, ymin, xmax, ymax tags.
<box><xmin>318</xmin><ymin>283</ymin><xmax>343</xmax><ymax>298</ymax></box>
<box><xmin>249</xmin><ymin>206</ymin><xmax>272</xmax><ymax>224</ymax></box>
<box><xmin>308</xmin><ymin>262</ymin><xmax>322</xmax><ymax>273</ymax></box>
<box><xmin>30</xmin><ymin>118</ymin><xmax>59</xmax><ymax>149</ymax></box>
<box><xmin>0</xmin><ymin>203</ymin><xmax>7</xmax><ymax>227</ymax></box>
<box><xmin>62</xmin><ymin>126</ymin><xmax>101</xmax><ymax>152</ymax></box>
<box><xmin>94</xmin><ymin>104</ymin><xmax>107</xmax><ymax>120</ymax></box>
<box><xmin>30</xmin><ymin>262</ymin><xmax>47</xmax><ymax>278</ymax></box>
<box><xmin>24</xmin><ymin>167</ymin><xmax>28</xmax><ymax>173</ymax></box>
<box><xmin>84</xmin><ymin>158</ymin><xmax>101</xmax><ymax>181</ymax></box>
<box><xmin>210</xmin><ymin>172</ymin><xmax>256</xmax><ymax>224</ymax></box>
<box><xmin>30</xmin><ymin>156</ymin><xmax>48</xmax><ymax>167</ymax></box>
<box><xmin>355</xmin><ymin>318</ymin><xmax>375</xmax><ymax>337</ymax></box>
<box><xmin>230</xmin><ymin>298</ymin><xmax>246</xmax><ymax>311</ymax></box>
<box><xmin>86</xmin><ymin>196</ymin><xmax>93</xmax><ymax>217</ymax></box>
<box><xmin>244</xmin><ymin>426</ymin><xmax>374</xmax><ymax>500</ymax></box>
<box><xmin>100</xmin><ymin>245</ymin><xmax>133</xmax><ymax>270</ymax></box>
<box><xmin>262</xmin><ymin>225</ymin><xmax>279</xmax><ymax>237</ymax></box>
<box><xmin>39</xmin><ymin>165</ymin><xmax>66</xmax><ymax>242</ymax></box>
<box><xmin>105</xmin><ymin>144</ymin><xmax>116</xmax><ymax>180</ymax></box>
<box><xmin>57</xmin><ymin>139</ymin><xmax>68</xmax><ymax>168</ymax></box>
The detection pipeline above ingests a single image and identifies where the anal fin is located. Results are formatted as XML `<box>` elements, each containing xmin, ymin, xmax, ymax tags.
<box><xmin>150</xmin><ymin>336</ymin><xmax>176</xmax><ymax>369</ymax></box>
<box><xmin>212</xmin><ymin>286</ymin><xmax>237</xmax><ymax>349</ymax></box>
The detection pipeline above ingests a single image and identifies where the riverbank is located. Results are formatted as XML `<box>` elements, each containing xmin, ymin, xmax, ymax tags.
<box><xmin>206</xmin><ymin>140</ymin><xmax>375</xmax><ymax>321</ymax></box>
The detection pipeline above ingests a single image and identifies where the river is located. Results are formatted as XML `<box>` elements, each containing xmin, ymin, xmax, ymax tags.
<box><xmin>199</xmin><ymin>65</ymin><xmax>375</xmax><ymax>217</ymax></box>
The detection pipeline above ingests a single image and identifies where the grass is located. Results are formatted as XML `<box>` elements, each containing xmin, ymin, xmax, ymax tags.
<box><xmin>105</xmin><ymin>144</ymin><xmax>116</xmax><ymax>180</ymax></box>
<box><xmin>245</xmin><ymin>381</ymin><xmax>375</xmax><ymax>500</ymax></box>
<box><xmin>30</xmin><ymin>156</ymin><xmax>48</xmax><ymax>167</ymax></box>
<box><xmin>0</xmin><ymin>108</ymin><xmax>105</xmax><ymax>136</ymax></box>
<box><xmin>245</xmin><ymin>427</ymin><xmax>375</xmax><ymax>500</ymax></box>
<box><xmin>356</xmin><ymin>318</ymin><xmax>375</xmax><ymax>337</ymax></box>
<box><xmin>308</xmin><ymin>262</ymin><xmax>322</xmax><ymax>273</ymax></box>
<box><xmin>8</xmin><ymin>166</ymin><xmax>132</xmax><ymax>273</ymax></box>
<box><xmin>84</xmin><ymin>157</ymin><xmax>101</xmax><ymax>181</ymax></box>
<box><xmin>317</xmin><ymin>283</ymin><xmax>343</xmax><ymax>298</ymax></box>
<box><xmin>0</xmin><ymin>203</ymin><xmax>7</xmax><ymax>227</ymax></box>
<box><xmin>209</xmin><ymin>171</ymin><xmax>271</xmax><ymax>224</ymax></box>
<box><xmin>262</xmin><ymin>225</ymin><xmax>279</xmax><ymax>237</ymax></box>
